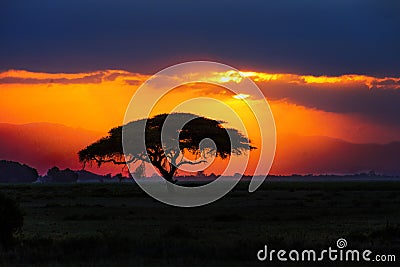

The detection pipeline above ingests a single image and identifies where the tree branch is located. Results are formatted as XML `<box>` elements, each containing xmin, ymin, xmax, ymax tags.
<box><xmin>94</xmin><ymin>156</ymin><xmax>136</xmax><ymax>165</ymax></box>
<box><xmin>176</xmin><ymin>159</ymin><xmax>207</xmax><ymax>167</ymax></box>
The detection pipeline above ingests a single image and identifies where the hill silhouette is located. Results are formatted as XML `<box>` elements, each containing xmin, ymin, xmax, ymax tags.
<box><xmin>0</xmin><ymin>123</ymin><xmax>104</xmax><ymax>174</ymax></box>
<box><xmin>271</xmin><ymin>134</ymin><xmax>400</xmax><ymax>175</ymax></box>
<box><xmin>0</xmin><ymin>123</ymin><xmax>399</xmax><ymax>176</ymax></box>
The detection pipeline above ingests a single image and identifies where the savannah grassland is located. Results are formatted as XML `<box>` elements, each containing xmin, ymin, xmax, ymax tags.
<box><xmin>1</xmin><ymin>181</ymin><xmax>400</xmax><ymax>266</ymax></box>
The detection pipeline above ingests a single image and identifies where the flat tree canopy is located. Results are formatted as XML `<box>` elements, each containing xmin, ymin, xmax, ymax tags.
<box><xmin>78</xmin><ymin>113</ymin><xmax>254</xmax><ymax>182</ymax></box>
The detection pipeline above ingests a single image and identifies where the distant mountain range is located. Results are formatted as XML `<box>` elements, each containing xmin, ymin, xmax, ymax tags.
<box><xmin>0</xmin><ymin>122</ymin><xmax>399</xmax><ymax>175</ymax></box>
<box><xmin>0</xmin><ymin>122</ymin><xmax>104</xmax><ymax>174</ymax></box>
<box><xmin>271</xmin><ymin>134</ymin><xmax>400</xmax><ymax>175</ymax></box>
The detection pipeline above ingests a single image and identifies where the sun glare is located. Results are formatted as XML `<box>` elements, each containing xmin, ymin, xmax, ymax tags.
<box><xmin>233</xmin><ymin>93</ymin><xmax>250</xmax><ymax>99</ymax></box>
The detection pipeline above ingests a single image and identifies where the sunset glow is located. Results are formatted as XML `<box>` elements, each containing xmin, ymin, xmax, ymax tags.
<box><xmin>1</xmin><ymin>69</ymin><xmax>400</xmax><ymax>175</ymax></box>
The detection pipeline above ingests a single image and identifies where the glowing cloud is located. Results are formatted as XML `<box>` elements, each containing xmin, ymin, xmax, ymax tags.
<box><xmin>240</xmin><ymin>71</ymin><xmax>400</xmax><ymax>89</ymax></box>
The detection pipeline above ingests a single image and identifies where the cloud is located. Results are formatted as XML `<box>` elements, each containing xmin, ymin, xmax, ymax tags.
<box><xmin>195</xmin><ymin>70</ymin><xmax>400</xmax><ymax>126</ymax></box>
<box><xmin>253</xmin><ymin>78</ymin><xmax>400</xmax><ymax>126</ymax></box>
<box><xmin>0</xmin><ymin>69</ymin><xmax>148</xmax><ymax>85</ymax></box>
<box><xmin>2</xmin><ymin>68</ymin><xmax>400</xmax><ymax>127</ymax></box>
<box><xmin>243</xmin><ymin>71</ymin><xmax>400</xmax><ymax>89</ymax></box>
<box><xmin>0</xmin><ymin>74</ymin><xmax>104</xmax><ymax>84</ymax></box>
<box><xmin>204</xmin><ymin>71</ymin><xmax>400</xmax><ymax>126</ymax></box>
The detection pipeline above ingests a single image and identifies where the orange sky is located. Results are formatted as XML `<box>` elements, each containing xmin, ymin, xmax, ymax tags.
<box><xmin>1</xmin><ymin>69</ymin><xmax>400</xmax><ymax>175</ymax></box>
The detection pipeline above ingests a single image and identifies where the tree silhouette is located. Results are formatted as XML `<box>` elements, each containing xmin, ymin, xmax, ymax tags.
<box><xmin>78</xmin><ymin>113</ymin><xmax>254</xmax><ymax>183</ymax></box>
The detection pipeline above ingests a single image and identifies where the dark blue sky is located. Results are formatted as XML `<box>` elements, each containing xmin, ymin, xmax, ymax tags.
<box><xmin>1</xmin><ymin>0</ymin><xmax>399</xmax><ymax>76</ymax></box>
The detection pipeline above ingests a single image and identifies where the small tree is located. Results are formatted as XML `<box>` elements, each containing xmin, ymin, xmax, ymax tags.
<box><xmin>79</xmin><ymin>113</ymin><xmax>254</xmax><ymax>183</ymax></box>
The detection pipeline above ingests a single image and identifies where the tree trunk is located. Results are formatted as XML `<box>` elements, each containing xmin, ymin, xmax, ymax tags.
<box><xmin>153</xmin><ymin>161</ymin><xmax>177</xmax><ymax>192</ymax></box>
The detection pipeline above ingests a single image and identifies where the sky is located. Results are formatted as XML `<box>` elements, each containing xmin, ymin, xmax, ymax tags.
<box><xmin>0</xmin><ymin>0</ymin><xmax>400</xmax><ymax>175</ymax></box>
<box><xmin>1</xmin><ymin>0</ymin><xmax>399</xmax><ymax>75</ymax></box>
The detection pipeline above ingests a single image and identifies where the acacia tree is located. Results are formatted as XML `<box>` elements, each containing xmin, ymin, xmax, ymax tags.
<box><xmin>78</xmin><ymin>113</ymin><xmax>254</xmax><ymax>182</ymax></box>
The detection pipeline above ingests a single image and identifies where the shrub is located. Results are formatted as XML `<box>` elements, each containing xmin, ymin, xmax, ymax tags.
<box><xmin>0</xmin><ymin>192</ymin><xmax>24</xmax><ymax>249</ymax></box>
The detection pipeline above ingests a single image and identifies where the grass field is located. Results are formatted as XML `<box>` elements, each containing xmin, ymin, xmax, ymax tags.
<box><xmin>1</xmin><ymin>181</ymin><xmax>400</xmax><ymax>266</ymax></box>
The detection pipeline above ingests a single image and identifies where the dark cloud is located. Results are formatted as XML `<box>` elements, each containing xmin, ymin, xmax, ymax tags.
<box><xmin>104</xmin><ymin>72</ymin><xmax>129</xmax><ymax>82</ymax></box>
<box><xmin>124</xmin><ymin>79</ymin><xmax>142</xmax><ymax>86</ymax></box>
<box><xmin>0</xmin><ymin>0</ymin><xmax>399</xmax><ymax>76</ymax></box>
<box><xmin>259</xmin><ymin>81</ymin><xmax>400</xmax><ymax>126</ymax></box>
<box><xmin>0</xmin><ymin>73</ymin><xmax>105</xmax><ymax>84</ymax></box>
<box><xmin>0</xmin><ymin>70</ymin><xmax>145</xmax><ymax>84</ymax></box>
<box><xmin>370</xmin><ymin>78</ymin><xmax>400</xmax><ymax>89</ymax></box>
